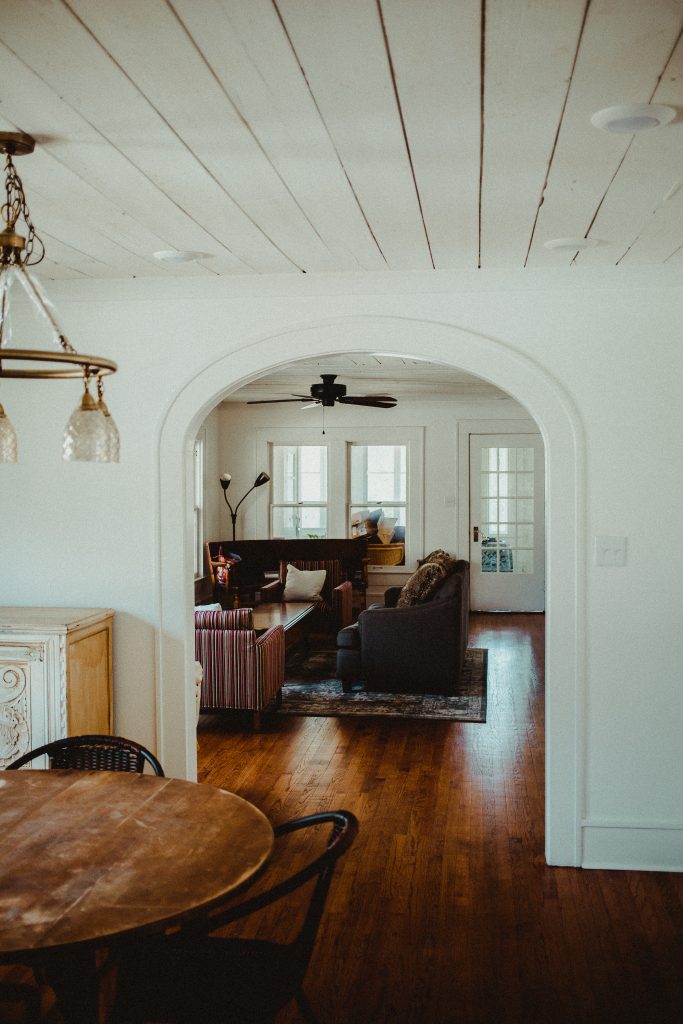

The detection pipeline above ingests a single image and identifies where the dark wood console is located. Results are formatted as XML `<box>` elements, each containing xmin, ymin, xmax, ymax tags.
<box><xmin>205</xmin><ymin>537</ymin><xmax>369</xmax><ymax>609</ymax></box>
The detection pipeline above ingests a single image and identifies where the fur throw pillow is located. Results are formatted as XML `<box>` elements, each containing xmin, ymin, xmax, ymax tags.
<box><xmin>396</xmin><ymin>561</ymin><xmax>446</xmax><ymax>607</ymax></box>
<box><xmin>419</xmin><ymin>549</ymin><xmax>458</xmax><ymax>574</ymax></box>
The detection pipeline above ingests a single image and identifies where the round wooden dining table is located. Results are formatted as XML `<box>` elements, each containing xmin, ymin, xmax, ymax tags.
<box><xmin>0</xmin><ymin>770</ymin><xmax>274</xmax><ymax>1020</ymax></box>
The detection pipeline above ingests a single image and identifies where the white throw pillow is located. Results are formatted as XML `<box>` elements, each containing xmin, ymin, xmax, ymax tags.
<box><xmin>282</xmin><ymin>563</ymin><xmax>327</xmax><ymax>601</ymax></box>
<box><xmin>195</xmin><ymin>602</ymin><xmax>222</xmax><ymax>611</ymax></box>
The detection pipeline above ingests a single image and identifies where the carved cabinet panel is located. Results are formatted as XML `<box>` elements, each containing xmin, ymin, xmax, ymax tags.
<box><xmin>0</xmin><ymin>608</ymin><xmax>114</xmax><ymax>768</ymax></box>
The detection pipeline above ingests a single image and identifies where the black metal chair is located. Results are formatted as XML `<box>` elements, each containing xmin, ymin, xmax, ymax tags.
<box><xmin>114</xmin><ymin>809</ymin><xmax>359</xmax><ymax>1024</ymax></box>
<box><xmin>0</xmin><ymin>980</ymin><xmax>42</xmax><ymax>1023</ymax></box>
<box><xmin>5</xmin><ymin>734</ymin><xmax>164</xmax><ymax>776</ymax></box>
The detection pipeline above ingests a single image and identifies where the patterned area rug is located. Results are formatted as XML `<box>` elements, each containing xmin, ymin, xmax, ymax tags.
<box><xmin>280</xmin><ymin>647</ymin><xmax>487</xmax><ymax>722</ymax></box>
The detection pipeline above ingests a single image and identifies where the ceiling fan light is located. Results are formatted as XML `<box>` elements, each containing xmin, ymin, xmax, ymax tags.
<box><xmin>0</xmin><ymin>402</ymin><xmax>18</xmax><ymax>462</ymax></box>
<box><xmin>63</xmin><ymin>384</ymin><xmax>111</xmax><ymax>462</ymax></box>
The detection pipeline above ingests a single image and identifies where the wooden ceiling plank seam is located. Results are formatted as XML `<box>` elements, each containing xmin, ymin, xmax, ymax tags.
<box><xmin>24</xmin><ymin>189</ymin><xmax>175</xmax><ymax>278</ymax></box>
<box><xmin>576</xmin><ymin>25</ymin><xmax>683</xmax><ymax>267</ymax></box>
<box><xmin>379</xmin><ymin>0</ymin><xmax>481</xmax><ymax>270</ymax></box>
<box><xmin>663</xmin><ymin>243</ymin><xmax>683</xmax><ymax>262</ymax></box>
<box><xmin>574</xmin><ymin>21</ymin><xmax>683</xmax><ymax>263</ymax></box>
<box><xmin>33</xmin><ymin>257</ymin><xmax>88</xmax><ymax>282</ymax></box>
<box><xmin>523</xmin><ymin>0</ymin><xmax>592</xmax><ymax>268</ymax></box>
<box><xmin>0</xmin><ymin>0</ymin><xmax>296</xmax><ymax>274</ymax></box>
<box><xmin>376</xmin><ymin>0</ymin><xmax>435</xmax><ymax>270</ymax></box>
<box><xmin>275</xmin><ymin>0</ymin><xmax>433</xmax><ymax>269</ymax></box>
<box><xmin>66</xmin><ymin>0</ymin><xmax>353</xmax><ymax>274</ymax></box>
<box><xmin>34</xmin><ymin>231</ymin><xmax>126</xmax><ymax>279</ymax></box>
<box><xmin>62</xmin><ymin>0</ymin><xmax>309</xmax><ymax>273</ymax></box>
<box><xmin>17</xmin><ymin>180</ymin><xmax>192</xmax><ymax>279</ymax></box>
<box><xmin>482</xmin><ymin>0</ymin><xmax>589</xmax><ymax>269</ymax></box>
<box><xmin>526</xmin><ymin>0</ymin><xmax>683</xmax><ymax>267</ymax></box>
<box><xmin>196</xmin><ymin>0</ymin><xmax>385</xmax><ymax>271</ymax></box>
<box><xmin>0</xmin><ymin>115</ymin><xmax>185</xmax><ymax>274</ymax></box>
<box><xmin>0</xmin><ymin>40</ymin><xmax>251</xmax><ymax>276</ymax></box>
<box><xmin>166</xmin><ymin>0</ymin><xmax>340</xmax><ymax>268</ymax></box>
<box><xmin>269</xmin><ymin>0</ymin><xmax>389</xmax><ymax>268</ymax></box>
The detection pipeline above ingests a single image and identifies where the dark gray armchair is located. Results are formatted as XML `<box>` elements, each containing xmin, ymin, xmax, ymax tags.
<box><xmin>336</xmin><ymin>560</ymin><xmax>470</xmax><ymax>694</ymax></box>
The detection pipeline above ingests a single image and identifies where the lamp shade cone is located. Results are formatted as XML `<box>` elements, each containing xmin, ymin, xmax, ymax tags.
<box><xmin>98</xmin><ymin>396</ymin><xmax>120</xmax><ymax>463</ymax></box>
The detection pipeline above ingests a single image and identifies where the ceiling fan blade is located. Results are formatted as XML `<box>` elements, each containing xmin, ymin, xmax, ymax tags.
<box><xmin>246</xmin><ymin>398</ymin><xmax>310</xmax><ymax>404</ymax></box>
<box><xmin>300</xmin><ymin>402</ymin><xmax>320</xmax><ymax>410</ymax></box>
<box><xmin>338</xmin><ymin>395</ymin><xmax>397</xmax><ymax>408</ymax></box>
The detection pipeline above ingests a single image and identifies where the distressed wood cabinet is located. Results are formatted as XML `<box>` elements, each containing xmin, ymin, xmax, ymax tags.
<box><xmin>0</xmin><ymin>607</ymin><xmax>114</xmax><ymax>768</ymax></box>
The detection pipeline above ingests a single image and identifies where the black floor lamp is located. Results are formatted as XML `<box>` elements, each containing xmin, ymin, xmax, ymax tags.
<box><xmin>220</xmin><ymin>472</ymin><xmax>270</xmax><ymax>541</ymax></box>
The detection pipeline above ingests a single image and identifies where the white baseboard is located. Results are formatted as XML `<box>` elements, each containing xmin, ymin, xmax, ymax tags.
<box><xmin>581</xmin><ymin>820</ymin><xmax>683</xmax><ymax>872</ymax></box>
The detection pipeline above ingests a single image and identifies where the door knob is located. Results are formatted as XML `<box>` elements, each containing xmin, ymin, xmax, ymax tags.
<box><xmin>473</xmin><ymin>526</ymin><xmax>479</xmax><ymax>542</ymax></box>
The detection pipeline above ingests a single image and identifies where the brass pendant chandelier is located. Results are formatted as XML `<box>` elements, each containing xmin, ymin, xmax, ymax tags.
<box><xmin>0</xmin><ymin>132</ymin><xmax>119</xmax><ymax>462</ymax></box>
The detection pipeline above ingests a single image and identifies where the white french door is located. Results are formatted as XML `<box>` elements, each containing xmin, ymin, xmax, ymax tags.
<box><xmin>469</xmin><ymin>433</ymin><xmax>545</xmax><ymax>611</ymax></box>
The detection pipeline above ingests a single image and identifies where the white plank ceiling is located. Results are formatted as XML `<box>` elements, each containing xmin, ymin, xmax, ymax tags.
<box><xmin>0</xmin><ymin>0</ymin><xmax>681</xmax><ymax>285</ymax></box>
<box><xmin>223</xmin><ymin>353</ymin><xmax>509</xmax><ymax>403</ymax></box>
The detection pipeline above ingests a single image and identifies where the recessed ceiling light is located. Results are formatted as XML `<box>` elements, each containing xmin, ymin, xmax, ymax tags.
<box><xmin>544</xmin><ymin>237</ymin><xmax>599</xmax><ymax>252</ymax></box>
<box><xmin>152</xmin><ymin>250</ymin><xmax>215</xmax><ymax>264</ymax></box>
<box><xmin>590</xmin><ymin>103</ymin><xmax>676</xmax><ymax>133</ymax></box>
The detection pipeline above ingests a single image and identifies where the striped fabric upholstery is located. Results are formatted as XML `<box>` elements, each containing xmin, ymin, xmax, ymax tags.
<box><xmin>194</xmin><ymin>608</ymin><xmax>253</xmax><ymax>630</ymax></box>
<box><xmin>278</xmin><ymin>559</ymin><xmax>343</xmax><ymax>616</ymax></box>
<box><xmin>195</xmin><ymin>609</ymin><xmax>285</xmax><ymax>711</ymax></box>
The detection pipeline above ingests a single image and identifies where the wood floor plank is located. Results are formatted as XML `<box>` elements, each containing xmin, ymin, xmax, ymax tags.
<box><xmin>197</xmin><ymin>613</ymin><xmax>682</xmax><ymax>1024</ymax></box>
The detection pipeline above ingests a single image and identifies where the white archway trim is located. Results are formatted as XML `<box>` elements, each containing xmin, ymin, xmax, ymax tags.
<box><xmin>156</xmin><ymin>315</ymin><xmax>586</xmax><ymax>867</ymax></box>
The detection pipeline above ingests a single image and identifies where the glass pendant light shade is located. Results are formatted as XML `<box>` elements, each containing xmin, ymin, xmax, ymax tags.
<box><xmin>63</xmin><ymin>384</ymin><xmax>110</xmax><ymax>462</ymax></box>
<box><xmin>96</xmin><ymin>381</ymin><xmax>120</xmax><ymax>463</ymax></box>
<box><xmin>0</xmin><ymin>402</ymin><xmax>18</xmax><ymax>462</ymax></box>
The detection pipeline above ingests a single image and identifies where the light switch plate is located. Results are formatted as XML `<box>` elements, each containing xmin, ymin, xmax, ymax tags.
<box><xmin>595</xmin><ymin>536</ymin><xmax>627</xmax><ymax>566</ymax></box>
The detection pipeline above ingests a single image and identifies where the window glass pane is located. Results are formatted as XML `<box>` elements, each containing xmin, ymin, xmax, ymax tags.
<box><xmin>482</xmin><ymin>548</ymin><xmax>497</xmax><ymax>572</ymax></box>
<box><xmin>517</xmin><ymin>498</ymin><xmax>533</xmax><ymax>522</ymax></box>
<box><xmin>517</xmin><ymin>524</ymin><xmax>534</xmax><ymax>548</ymax></box>
<box><xmin>498</xmin><ymin>498</ymin><xmax>513</xmax><ymax>523</ymax></box>
<box><xmin>481</xmin><ymin>447</ymin><xmax>497</xmax><ymax>471</ymax></box>
<box><xmin>481</xmin><ymin>499</ymin><xmax>497</xmax><ymax>524</ymax></box>
<box><xmin>498</xmin><ymin>473</ymin><xmax>516</xmax><ymax>497</ymax></box>
<box><xmin>272</xmin><ymin>506</ymin><xmax>327</xmax><ymax>539</ymax></box>
<box><xmin>350</xmin><ymin>445</ymin><xmax>406</xmax><ymax>503</ymax></box>
<box><xmin>517</xmin><ymin>448</ymin><xmax>534</xmax><ymax>471</ymax></box>
<box><xmin>350</xmin><ymin>504</ymin><xmax>405</xmax><ymax>563</ymax></box>
<box><xmin>498</xmin><ymin>524</ymin><xmax>516</xmax><ymax>546</ymax></box>
<box><xmin>514</xmin><ymin>549</ymin><xmax>533</xmax><ymax>574</ymax></box>
<box><xmin>517</xmin><ymin>473</ymin><xmax>534</xmax><ymax>498</ymax></box>
<box><xmin>480</xmin><ymin>473</ymin><xmax>498</xmax><ymax>497</ymax></box>
<box><xmin>499</xmin><ymin>548</ymin><xmax>514</xmax><ymax>572</ymax></box>
<box><xmin>272</xmin><ymin>445</ymin><xmax>327</xmax><ymax>504</ymax></box>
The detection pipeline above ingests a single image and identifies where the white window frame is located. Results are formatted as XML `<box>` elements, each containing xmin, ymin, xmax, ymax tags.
<box><xmin>256</xmin><ymin>427</ymin><xmax>424</xmax><ymax>572</ymax></box>
<box><xmin>192</xmin><ymin>432</ymin><xmax>205</xmax><ymax>579</ymax></box>
<box><xmin>269</xmin><ymin>443</ymin><xmax>329</xmax><ymax>539</ymax></box>
<box><xmin>348</xmin><ymin>442</ymin><xmax>407</xmax><ymax>544</ymax></box>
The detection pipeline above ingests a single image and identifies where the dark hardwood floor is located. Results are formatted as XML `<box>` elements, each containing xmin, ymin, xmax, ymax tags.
<box><xmin>197</xmin><ymin>613</ymin><xmax>683</xmax><ymax>1024</ymax></box>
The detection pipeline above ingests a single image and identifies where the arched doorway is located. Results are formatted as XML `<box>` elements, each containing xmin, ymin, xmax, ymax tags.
<box><xmin>156</xmin><ymin>315</ymin><xmax>585</xmax><ymax>867</ymax></box>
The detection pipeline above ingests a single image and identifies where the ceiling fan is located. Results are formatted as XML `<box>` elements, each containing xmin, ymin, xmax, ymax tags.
<box><xmin>246</xmin><ymin>374</ymin><xmax>397</xmax><ymax>409</ymax></box>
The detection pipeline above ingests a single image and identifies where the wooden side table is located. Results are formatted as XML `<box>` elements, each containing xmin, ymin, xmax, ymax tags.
<box><xmin>0</xmin><ymin>607</ymin><xmax>114</xmax><ymax>768</ymax></box>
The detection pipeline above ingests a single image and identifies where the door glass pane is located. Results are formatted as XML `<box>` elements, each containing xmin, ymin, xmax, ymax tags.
<box><xmin>479</xmin><ymin>446</ymin><xmax>535</xmax><ymax>574</ymax></box>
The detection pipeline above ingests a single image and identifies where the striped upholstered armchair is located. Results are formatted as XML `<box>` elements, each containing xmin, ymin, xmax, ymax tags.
<box><xmin>261</xmin><ymin>559</ymin><xmax>353</xmax><ymax>632</ymax></box>
<box><xmin>194</xmin><ymin>608</ymin><xmax>285</xmax><ymax>730</ymax></box>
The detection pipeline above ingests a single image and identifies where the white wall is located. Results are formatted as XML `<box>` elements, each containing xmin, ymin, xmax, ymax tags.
<box><xmin>2</xmin><ymin>266</ymin><xmax>681</xmax><ymax>870</ymax></box>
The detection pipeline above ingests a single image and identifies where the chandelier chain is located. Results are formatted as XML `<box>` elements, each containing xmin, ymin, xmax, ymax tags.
<box><xmin>2</xmin><ymin>152</ymin><xmax>45</xmax><ymax>267</ymax></box>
